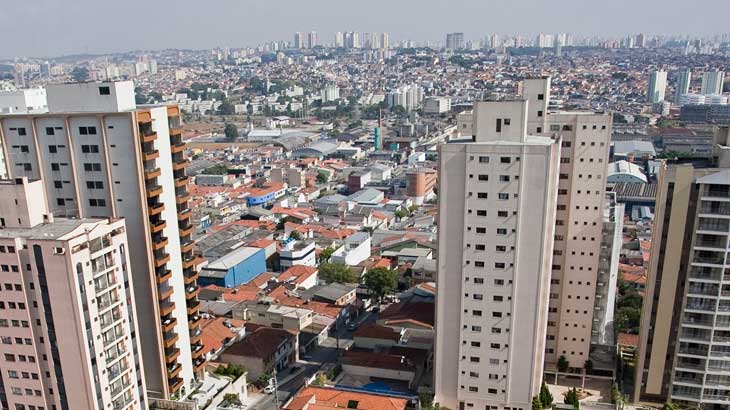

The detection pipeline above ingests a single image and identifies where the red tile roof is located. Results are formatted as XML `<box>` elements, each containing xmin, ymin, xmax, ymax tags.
<box><xmin>284</xmin><ymin>386</ymin><xmax>407</xmax><ymax>410</ymax></box>
<box><xmin>200</xmin><ymin>317</ymin><xmax>245</xmax><ymax>356</ymax></box>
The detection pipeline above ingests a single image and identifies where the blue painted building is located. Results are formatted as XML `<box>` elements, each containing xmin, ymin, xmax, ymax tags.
<box><xmin>199</xmin><ymin>246</ymin><xmax>267</xmax><ymax>288</ymax></box>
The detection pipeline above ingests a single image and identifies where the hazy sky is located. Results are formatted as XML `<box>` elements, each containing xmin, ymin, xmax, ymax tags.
<box><xmin>2</xmin><ymin>0</ymin><xmax>729</xmax><ymax>58</ymax></box>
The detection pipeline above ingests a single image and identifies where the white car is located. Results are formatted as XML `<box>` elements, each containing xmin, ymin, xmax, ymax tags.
<box><xmin>264</xmin><ymin>385</ymin><xmax>276</xmax><ymax>394</ymax></box>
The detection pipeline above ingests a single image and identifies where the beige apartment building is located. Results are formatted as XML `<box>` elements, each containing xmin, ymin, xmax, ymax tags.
<box><xmin>0</xmin><ymin>177</ymin><xmax>145</xmax><ymax>410</ymax></box>
<box><xmin>634</xmin><ymin>127</ymin><xmax>730</xmax><ymax>408</ymax></box>
<box><xmin>0</xmin><ymin>81</ymin><xmax>203</xmax><ymax>398</ymax></box>
<box><xmin>435</xmin><ymin>99</ymin><xmax>561</xmax><ymax>410</ymax></box>
<box><xmin>519</xmin><ymin>77</ymin><xmax>614</xmax><ymax>368</ymax></box>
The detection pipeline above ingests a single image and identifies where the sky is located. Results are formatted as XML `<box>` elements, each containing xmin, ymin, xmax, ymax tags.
<box><xmin>2</xmin><ymin>0</ymin><xmax>729</xmax><ymax>58</ymax></box>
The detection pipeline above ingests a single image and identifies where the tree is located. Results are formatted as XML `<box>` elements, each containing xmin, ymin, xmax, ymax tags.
<box><xmin>320</xmin><ymin>247</ymin><xmax>335</xmax><ymax>263</ymax></box>
<box><xmin>222</xmin><ymin>393</ymin><xmax>241</xmax><ymax>406</ymax></box>
<box><xmin>218</xmin><ymin>99</ymin><xmax>235</xmax><ymax>115</ymax></box>
<box><xmin>584</xmin><ymin>360</ymin><xmax>594</xmax><ymax>375</ymax></box>
<box><xmin>661</xmin><ymin>403</ymin><xmax>678</xmax><ymax>410</ymax></box>
<box><xmin>563</xmin><ymin>388</ymin><xmax>580</xmax><ymax>410</ymax></box>
<box><xmin>319</xmin><ymin>263</ymin><xmax>359</xmax><ymax>284</ymax></box>
<box><xmin>395</xmin><ymin>209</ymin><xmax>409</xmax><ymax>219</ymax></box>
<box><xmin>224</xmin><ymin>123</ymin><xmax>238</xmax><ymax>141</ymax></box>
<box><xmin>363</xmin><ymin>267</ymin><xmax>398</xmax><ymax>303</ymax></box>
<box><xmin>539</xmin><ymin>381</ymin><xmax>553</xmax><ymax>407</ymax></box>
<box><xmin>316</xmin><ymin>171</ymin><xmax>329</xmax><ymax>184</ymax></box>
<box><xmin>70</xmin><ymin>67</ymin><xmax>89</xmax><ymax>82</ymax></box>
<box><xmin>610</xmin><ymin>383</ymin><xmax>622</xmax><ymax>405</ymax></box>
<box><xmin>532</xmin><ymin>396</ymin><xmax>543</xmax><ymax>410</ymax></box>
<box><xmin>289</xmin><ymin>230</ymin><xmax>303</xmax><ymax>240</ymax></box>
<box><xmin>557</xmin><ymin>355</ymin><xmax>570</xmax><ymax>373</ymax></box>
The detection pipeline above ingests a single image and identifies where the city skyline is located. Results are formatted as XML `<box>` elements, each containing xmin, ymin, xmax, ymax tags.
<box><xmin>2</xmin><ymin>0</ymin><xmax>730</xmax><ymax>58</ymax></box>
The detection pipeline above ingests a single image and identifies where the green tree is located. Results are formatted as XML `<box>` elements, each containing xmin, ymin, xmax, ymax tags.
<box><xmin>610</xmin><ymin>383</ymin><xmax>622</xmax><ymax>405</ymax></box>
<box><xmin>316</xmin><ymin>171</ymin><xmax>329</xmax><ymax>184</ymax></box>
<box><xmin>539</xmin><ymin>381</ymin><xmax>553</xmax><ymax>407</ymax></box>
<box><xmin>218</xmin><ymin>99</ymin><xmax>235</xmax><ymax>115</ymax></box>
<box><xmin>224</xmin><ymin>123</ymin><xmax>238</xmax><ymax>141</ymax></box>
<box><xmin>563</xmin><ymin>388</ymin><xmax>580</xmax><ymax>410</ymax></box>
<box><xmin>204</xmin><ymin>164</ymin><xmax>228</xmax><ymax>175</ymax></box>
<box><xmin>532</xmin><ymin>396</ymin><xmax>543</xmax><ymax>410</ymax></box>
<box><xmin>70</xmin><ymin>67</ymin><xmax>89</xmax><ymax>82</ymax></box>
<box><xmin>320</xmin><ymin>247</ymin><xmax>335</xmax><ymax>263</ymax></box>
<box><xmin>661</xmin><ymin>403</ymin><xmax>678</xmax><ymax>410</ymax></box>
<box><xmin>222</xmin><ymin>393</ymin><xmax>241</xmax><ymax>405</ymax></box>
<box><xmin>363</xmin><ymin>267</ymin><xmax>398</xmax><ymax>303</ymax></box>
<box><xmin>289</xmin><ymin>230</ymin><xmax>303</xmax><ymax>240</ymax></box>
<box><xmin>319</xmin><ymin>263</ymin><xmax>359</xmax><ymax>284</ymax></box>
<box><xmin>557</xmin><ymin>355</ymin><xmax>570</xmax><ymax>372</ymax></box>
<box><xmin>395</xmin><ymin>209</ymin><xmax>409</xmax><ymax>219</ymax></box>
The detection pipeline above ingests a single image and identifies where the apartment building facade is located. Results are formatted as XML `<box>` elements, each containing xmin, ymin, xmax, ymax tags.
<box><xmin>435</xmin><ymin>99</ymin><xmax>561</xmax><ymax>410</ymax></box>
<box><xmin>0</xmin><ymin>81</ymin><xmax>203</xmax><ymax>398</ymax></box>
<box><xmin>634</xmin><ymin>127</ymin><xmax>730</xmax><ymax>408</ymax></box>
<box><xmin>519</xmin><ymin>77</ymin><xmax>613</xmax><ymax>368</ymax></box>
<box><xmin>0</xmin><ymin>177</ymin><xmax>145</xmax><ymax>410</ymax></box>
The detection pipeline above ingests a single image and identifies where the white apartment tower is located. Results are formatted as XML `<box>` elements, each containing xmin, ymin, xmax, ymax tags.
<box><xmin>0</xmin><ymin>177</ymin><xmax>146</xmax><ymax>410</ymax></box>
<box><xmin>519</xmin><ymin>77</ymin><xmax>613</xmax><ymax>369</ymax></box>
<box><xmin>648</xmin><ymin>70</ymin><xmax>668</xmax><ymax>103</ymax></box>
<box><xmin>0</xmin><ymin>81</ymin><xmax>204</xmax><ymax>399</ymax></box>
<box><xmin>435</xmin><ymin>98</ymin><xmax>561</xmax><ymax>410</ymax></box>
<box><xmin>701</xmin><ymin>69</ymin><xmax>725</xmax><ymax>95</ymax></box>
<box><xmin>675</xmin><ymin>70</ymin><xmax>692</xmax><ymax>104</ymax></box>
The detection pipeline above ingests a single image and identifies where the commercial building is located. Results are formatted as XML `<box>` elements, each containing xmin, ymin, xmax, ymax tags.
<box><xmin>648</xmin><ymin>71</ymin><xmax>668</xmax><ymax>103</ymax></box>
<box><xmin>701</xmin><ymin>70</ymin><xmax>725</xmax><ymax>95</ymax></box>
<box><xmin>406</xmin><ymin>167</ymin><xmax>437</xmax><ymax>205</ymax></box>
<box><xmin>634</xmin><ymin>126</ymin><xmax>730</xmax><ymax>408</ymax></box>
<box><xmin>198</xmin><ymin>246</ymin><xmax>267</xmax><ymax>288</ymax></box>
<box><xmin>435</xmin><ymin>98</ymin><xmax>561</xmax><ymax>410</ymax></box>
<box><xmin>423</xmin><ymin>97</ymin><xmax>452</xmax><ymax>115</ymax></box>
<box><xmin>0</xmin><ymin>88</ymin><xmax>48</xmax><ymax>114</ymax></box>
<box><xmin>0</xmin><ymin>81</ymin><xmax>203</xmax><ymax>398</ymax></box>
<box><xmin>0</xmin><ymin>178</ymin><xmax>146</xmax><ymax>410</ymax></box>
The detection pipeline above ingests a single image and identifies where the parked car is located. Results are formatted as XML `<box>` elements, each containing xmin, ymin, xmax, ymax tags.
<box><xmin>264</xmin><ymin>384</ymin><xmax>276</xmax><ymax>394</ymax></box>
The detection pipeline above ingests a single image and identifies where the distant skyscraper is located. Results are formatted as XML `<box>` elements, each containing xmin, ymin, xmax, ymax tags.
<box><xmin>334</xmin><ymin>32</ymin><xmax>344</xmax><ymax>48</ymax></box>
<box><xmin>445</xmin><ymin>32</ymin><xmax>465</xmax><ymax>50</ymax></box>
<box><xmin>636</xmin><ymin>33</ymin><xmax>647</xmax><ymax>48</ymax></box>
<box><xmin>435</xmin><ymin>98</ymin><xmax>561</xmax><ymax>410</ymax></box>
<box><xmin>293</xmin><ymin>32</ymin><xmax>305</xmax><ymax>49</ymax></box>
<box><xmin>380</xmin><ymin>32</ymin><xmax>390</xmax><ymax>50</ymax></box>
<box><xmin>675</xmin><ymin>69</ymin><xmax>692</xmax><ymax>104</ymax></box>
<box><xmin>634</xmin><ymin>126</ymin><xmax>730</xmax><ymax>407</ymax></box>
<box><xmin>701</xmin><ymin>69</ymin><xmax>725</xmax><ymax>95</ymax></box>
<box><xmin>307</xmin><ymin>31</ymin><xmax>317</xmax><ymax>48</ymax></box>
<box><xmin>648</xmin><ymin>70</ymin><xmax>668</xmax><ymax>103</ymax></box>
<box><xmin>0</xmin><ymin>177</ymin><xmax>147</xmax><ymax>410</ymax></box>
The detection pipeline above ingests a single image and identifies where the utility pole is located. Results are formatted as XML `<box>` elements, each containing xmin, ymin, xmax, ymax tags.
<box><xmin>272</xmin><ymin>366</ymin><xmax>280</xmax><ymax>410</ymax></box>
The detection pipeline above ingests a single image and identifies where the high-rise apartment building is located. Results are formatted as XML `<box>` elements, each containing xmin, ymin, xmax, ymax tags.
<box><xmin>334</xmin><ymin>32</ymin><xmax>344</xmax><ymax>48</ymax></box>
<box><xmin>380</xmin><ymin>32</ymin><xmax>390</xmax><ymax>50</ymax></box>
<box><xmin>648</xmin><ymin>70</ymin><xmax>668</xmax><ymax>103</ymax></box>
<box><xmin>675</xmin><ymin>70</ymin><xmax>692</xmax><ymax>104</ymax></box>
<box><xmin>0</xmin><ymin>81</ymin><xmax>203</xmax><ymax>399</ymax></box>
<box><xmin>307</xmin><ymin>31</ymin><xmax>317</xmax><ymax>49</ymax></box>
<box><xmin>634</xmin><ymin>126</ymin><xmax>730</xmax><ymax>408</ymax></box>
<box><xmin>293</xmin><ymin>32</ymin><xmax>305</xmax><ymax>49</ymax></box>
<box><xmin>701</xmin><ymin>69</ymin><xmax>725</xmax><ymax>95</ymax></box>
<box><xmin>519</xmin><ymin>77</ymin><xmax>614</xmax><ymax>368</ymax></box>
<box><xmin>445</xmin><ymin>32</ymin><xmax>465</xmax><ymax>50</ymax></box>
<box><xmin>0</xmin><ymin>177</ymin><xmax>146</xmax><ymax>410</ymax></box>
<box><xmin>435</xmin><ymin>98</ymin><xmax>561</xmax><ymax>410</ymax></box>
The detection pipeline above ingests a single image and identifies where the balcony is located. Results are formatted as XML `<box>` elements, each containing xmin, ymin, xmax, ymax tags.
<box><xmin>171</xmin><ymin>142</ymin><xmax>186</xmax><ymax>154</ymax></box>
<box><xmin>191</xmin><ymin>343</ymin><xmax>204</xmax><ymax>359</ymax></box>
<box><xmin>163</xmin><ymin>331</ymin><xmax>179</xmax><ymax>348</ymax></box>
<box><xmin>161</xmin><ymin>316</ymin><xmax>177</xmax><ymax>333</ymax></box>
<box><xmin>184</xmin><ymin>268</ymin><xmax>199</xmax><ymax>285</ymax></box>
<box><xmin>154</xmin><ymin>253</ymin><xmax>170</xmax><ymax>268</ymax></box>
<box><xmin>137</xmin><ymin>111</ymin><xmax>152</xmax><ymax>124</ymax></box>
<box><xmin>178</xmin><ymin>208</ymin><xmax>191</xmax><ymax>221</ymax></box>
<box><xmin>143</xmin><ymin>150</ymin><xmax>160</xmax><ymax>162</ymax></box>
<box><xmin>183</xmin><ymin>255</ymin><xmax>204</xmax><ymax>269</ymax></box>
<box><xmin>189</xmin><ymin>328</ymin><xmax>202</xmax><ymax>344</ymax></box>
<box><xmin>175</xmin><ymin>193</ymin><xmax>191</xmax><ymax>205</ymax></box>
<box><xmin>167</xmin><ymin>363</ymin><xmax>182</xmax><ymax>378</ymax></box>
<box><xmin>172</xmin><ymin>159</ymin><xmax>188</xmax><ymax>171</ymax></box>
<box><xmin>169</xmin><ymin>377</ymin><xmax>184</xmax><ymax>394</ymax></box>
<box><xmin>181</xmin><ymin>239</ymin><xmax>194</xmax><ymax>253</ymax></box>
<box><xmin>144</xmin><ymin>167</ymin><xmax>161</xmax><ymax>180</ymax></box>
<box><xmin>150</xmin><ymin>220</ymin><xmax>167</xmax><ymax>234</ymax></box>
<box><xmin>142</xmin><ymin>132</ymin><xmax>158</xmax><ymax>144</ymax></box>
<box><xmin>174</xmin><ymin>176</ymin><xmax>189</xmax><ymax>188</ymax></box>
<box><xmin>179</xmin><ymin>224</ymin><xmax>193</xmax><ymax>237</ymax></box>
<box><xmin>148</xmin><ymin>202</ymin><xmax>164</xmax><ymax>216</ymax></box>
<box><xmin>186</xmin><ymin>285</ymin><xmax>200</xmax><ymax>299</ymax></box>
<box><xmin>159</xmin><ymin>300</ymin><xmax>175</xmax><ymax>316</ymax></box>
<box><xmin>705</xmin><ymin>186</ymin><xmax>730</xmax><ymax>199</ymax></box>
<box><xmin>152</xmin><ymin>236</ymin><xmax>168</xmax><ymax>251</ymax></box>
<box><xmin>157</xmin><ymin>269</ymin><xmax>172</xmax><ymax>284</ymax></box>
<box><xmin>167</xmin><ymin>105</ymin><xmax>180</xmax><ymax>119</ymax></box>
<box><xmin>146</xmin><ymin>183</ymin><xmax>163</xmax><ymax>198</ymax></box>
<box><xmin>701</xmin><ymin>201</ymin><xmax>730</xmax><ymax>216</ymax></box>
<box><xmin>187</xmin><ymin>300</ymin><xmax>200</xmax><ymax>315</ymax></box>
<box><xmin>189</xmin><ymin>314</ymin><xmax>202</xmax><ymax>329</ymax></box>
<box><xmin>698</xmin><ymin>219</ymin><xmax>730</xmax><ymax>233</ymax></box>
<box><xmin>158</xmin><ymin>284</ymin><xmax>174</xmax><ymax>301</ymax></box>
<box><xmin>194</xmin><ymin>358</ymin><xmax>205</xmax><ymax>373</ymax></box>
<box><xmin>165</xmin><ymin>347</ymin><xmax>180</xmax><ymax>364</ymax></box>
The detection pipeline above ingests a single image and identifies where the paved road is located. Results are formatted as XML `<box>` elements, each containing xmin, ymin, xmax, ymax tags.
<box><xmin>251</xmin><ymin>311</ymin><xmax>378</xmax><ymax>410</ymax></box>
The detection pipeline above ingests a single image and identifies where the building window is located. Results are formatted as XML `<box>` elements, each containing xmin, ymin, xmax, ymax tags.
<box><xmin>45</xmin><ymin>127</ymin><xmax>55</xmax><ymax>135</ymax></box>
<box><xmin>479</xmin><ymin>156</ymin><xmax>489</xmax><ymax>163</ymax></box>
<box><xmin>500</xmin><ymin>157</ymin><xmax>511</xmax><ymax>164</ymax></box>
<box><xmin>477</xmin><ymin>192</ymin><xmax>488</xmax><ymax>199</ymax></box>
<box><xmin>17</xmin><ymin>128</ymin><xmax>27</xmax><ymax>136</ymax></box>
<box><xmin>81</xmin><ymin>145</ymin><xmax>99</xmax><ymax>153</ymax></box>
<box><xmin>537</xmin><ymin>93</ymin><xmax>544</xmax><ymax>100</ymax></box>
<box><xmin>498</xmin><ymin>193</ymin><xmax>509</xmax><ymax>200</ymax></box>
<box><xmin>99</xmin><ymin>86</ymin><xmax>111</xmax><ymax>95</ymax></box>
<box><xmin>478</xmin><ymin>175</ymin><xmax>488</xmax><ymax>181</ymax></box>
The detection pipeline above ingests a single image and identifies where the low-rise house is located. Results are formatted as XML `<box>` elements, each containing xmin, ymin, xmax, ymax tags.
<box><xmin>280</xmin><ymin>239</ymin><xmax>317</xmax><ymax>268</ymax></box>
<box><xmin>200</xmin><ymin>317</ymin><xmax>247</xmax><ymax>361</ymax></box>
<box><xmin>330</xmin><ymin>232</ymin><xmax>372</xmax><ymax>266</ymax></box>
<box><xmin>232</xmin><ymin>301</ymin><xmax>314</xmax><ymax>332</ymax></box>
<box><xmin>283</xmin><ymin>386</ymin><xmax>408</xmax><ymax>410</ymax></box>
<box><xmin>219</xmin><ymin>325</ymin><xmax>298</xmax><ymax>379</ymax></box>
